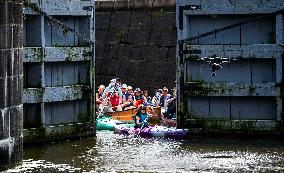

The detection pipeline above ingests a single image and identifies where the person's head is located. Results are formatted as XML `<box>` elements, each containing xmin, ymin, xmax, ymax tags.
<box><xmin>162</xmin><ymin>87</ymin><xmax>168</xmax><ymax>96</ymax></box>
<box><xmin>141</xmin><ymin>106</ymin><xmax>146</xmax><ymax>113</ymax></box>
<box><xmin>134</xmin><ymin>88</ymin><xmax>141</xmax><ymax>96</ymax></box>
<box><xmin>109</xmin><ymin>88</ymin><xmax>115</xmax><ymax>96</ymax></box>
<box><xmin>98</xmin><ymin>85</ymin><xmax>105</xmax><ymax>94</ymax></box>
<box><xmin>113</xmin><ymin>91</ymin><xmax>118</xmax><ymax>96</ymax></box>
<box><xmin>121</xmin><ymin>84</ymin><xmax>127</xmax><ymax>93</ymax></box>
<box><xmin>144</xmin><ymin>90</ymin><xmax>149</xmax><ymax>97</ymax></box>
<box><xmin>127</xmin><ymin>86</ymin><xmax>133</xmax><ymax>94</ymax></box>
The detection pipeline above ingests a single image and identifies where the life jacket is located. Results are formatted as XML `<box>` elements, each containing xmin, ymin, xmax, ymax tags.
<box><xmin>134</xmin><ymin>95</ymin><xmax>144</xmax><ymax>107</ymax></box>
<box><xmin>133</xmin><ymin>113</ymin><xmax>148</xmax><ymax>128</ymax></box>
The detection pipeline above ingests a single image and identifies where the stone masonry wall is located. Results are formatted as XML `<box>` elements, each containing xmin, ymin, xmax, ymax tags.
<box><xmin>95</xmin><ymin>0</ymin><xmax>176</xmax><ymax>95</ymax></box>
<box><xmin>0</xmin><ymin>0</ymin><xmax>23</xmax><ymax>170</ymax></box>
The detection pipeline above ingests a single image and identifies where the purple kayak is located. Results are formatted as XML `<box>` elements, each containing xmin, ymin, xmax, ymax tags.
<box><xmin>114</xmin><ymin>125</ymin><xmax>189</xmax><ymax>139</ymax></box>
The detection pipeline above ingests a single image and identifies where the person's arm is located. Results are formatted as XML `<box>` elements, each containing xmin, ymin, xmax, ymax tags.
<box><xmin>102</xmin><ymin>85</ymin><xmax>112</xmax><ymax>99</ymax></box>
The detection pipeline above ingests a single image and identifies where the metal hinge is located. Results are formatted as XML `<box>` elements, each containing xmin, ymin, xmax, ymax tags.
<box><xmin>178</xmin><ymin>40</ymin><xmax>201</xmax><ymax>64</ymax></box>
<box><xmin>179</xmin><ymin>5</ymin><xmax>201</xmax><ymax>30</ymax></box>
<box><xmin>83</xmin><ymin>6</ymin><xmax>93</xmax><ymax>11</ymax></box>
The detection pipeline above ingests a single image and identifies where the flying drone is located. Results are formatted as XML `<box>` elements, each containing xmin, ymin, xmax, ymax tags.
<box><xmin>197</xmin><ymin>56</ymin><xmax>237</xmax><ymax>76</ymax></box>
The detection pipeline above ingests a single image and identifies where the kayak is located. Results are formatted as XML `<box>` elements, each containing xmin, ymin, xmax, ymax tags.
<box><xmin>114</xmin><ymin>125</ymin><xmax>189</xmax><ymax>139</ymax></box>
<box><xmin>96</xmin><ymin>117</ymin><xmax>134</xmax><ymax>131</ymax></box>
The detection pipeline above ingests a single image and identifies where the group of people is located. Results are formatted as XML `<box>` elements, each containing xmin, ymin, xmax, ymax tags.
<box><xmin>96</xmin><ymin>78</ymin><xmax>177</xmax><ymax>128</ymax></box>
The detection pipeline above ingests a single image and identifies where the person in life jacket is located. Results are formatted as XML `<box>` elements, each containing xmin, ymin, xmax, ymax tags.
<box><xmin>133</xmin><ymin>105</ymin><xmax>148</xmax><ymax>128</ymax></box>
<box><xmin>108</xmin><ymin>89</ymin><xmax>122</xmax><ymax>112</ymax></box>
<box><xmin>133</xmin><ymin>88</ymin><xmax>144</xmax><ymax>107</ymax></box>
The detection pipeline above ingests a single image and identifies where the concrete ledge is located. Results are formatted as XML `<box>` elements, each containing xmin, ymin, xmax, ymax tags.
<box><xmin>23</xmin><ymin>85</ymin><xmax>90</xmax><ymax>103</ymax></box>
<box><xmin>184</xmin><ymin>82</ymin><xmax>280</xmax><ymax>96</ymax></box>
<box><xmin>96</xmin><ymin>0</ymin><xmax>175</xmax><ymax>11</ymax></box>
<box><xmin>24</xmin><ymin>0</ymin><xmax>95</xmax><ymax>16</ymax></box>
<box><xmin>23</xmin><ymin>122</ymin><xmax>95</xmax><ymax>144</ymax></box>
<box><xmin>185</xmin><ymin>119</ymin><xmax>282</xmax><ymax>134</ymax></box>
<box><xmin>181</xmin><ymin>0</ymin><xmax>284</xmax><ymax>15</ymax></box>
<box><xmin>23</xmin><ymin>47</ymin><xmax>92</xmax><ymax>62</ymax></box>
<box><xmin>184</xmin><ymin>44</ymin><xmax>284</xmax><ymax>59</ymax></box>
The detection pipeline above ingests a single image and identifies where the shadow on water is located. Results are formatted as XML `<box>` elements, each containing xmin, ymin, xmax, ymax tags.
<box><xmin>5</xmin><ymin>131</ymin><xmax>284</xmax><ymax>172</ymax></box>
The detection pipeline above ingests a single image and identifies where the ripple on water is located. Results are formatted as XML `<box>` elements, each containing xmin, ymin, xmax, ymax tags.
<box><xmin>6</xmin><ymin>131</ymin><xmax>284</xmax><ymax>172</ymax></box>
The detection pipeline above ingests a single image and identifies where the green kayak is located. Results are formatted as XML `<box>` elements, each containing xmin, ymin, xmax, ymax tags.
<box><xmin>96</xmin><ymin>116</ymin><xmax>134</xmax><ymax>131</ymax></box>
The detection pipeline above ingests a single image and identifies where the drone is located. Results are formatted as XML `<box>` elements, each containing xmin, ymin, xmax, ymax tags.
<box><xmin>197</xmin><ymin>56</ymin><xmax>237</xmax><ymax>76</ymax></box>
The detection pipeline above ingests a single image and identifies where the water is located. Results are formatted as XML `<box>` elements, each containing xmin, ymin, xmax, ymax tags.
<box><xmin>6</xmin><ymin>131</ymin><xmax>284</xmax><ymax>172</ymax></box>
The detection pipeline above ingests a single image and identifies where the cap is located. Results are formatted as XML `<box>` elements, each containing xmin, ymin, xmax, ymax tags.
<box><xmin>110</xmin><ymin>79</ymin><xmax>116</xmax><ymax>84</ymax></box>
<box><xmin>127</xmin><ymin>86</ymin><xmax>133</xmax><ymax>90</ymax></box>
<box><xmin>122</xmin><ymin>84</ymin><xmax>127</xmax><ymax>89</ymax></box>
<box><xmin>162</xmin><ymin>87</ymin><xmax>168</xmax><ymax>92</ymax></box>
<box><xmin>134</xmin><ymin>88</ymin><xmax>141</xmax><ymax>92</ymax></box>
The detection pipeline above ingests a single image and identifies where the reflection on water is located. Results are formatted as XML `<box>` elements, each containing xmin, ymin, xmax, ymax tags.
<box><xmin>6</xmin><ymin>131</ymin><xmax>284</xmax><ymax>172</ymax></box>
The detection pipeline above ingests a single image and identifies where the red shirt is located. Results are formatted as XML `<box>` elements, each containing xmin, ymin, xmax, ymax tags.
<box><xmin>110</xmin><ymin>95</ymin><xmax>120</xmax><ymax>107</ymax></box>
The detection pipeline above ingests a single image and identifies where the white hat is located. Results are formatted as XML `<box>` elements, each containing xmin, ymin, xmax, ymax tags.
<box><xmin>122</xmin><ymin>84</ymin><xmax>127</xmax><ymax>89</ymax></box>
<box><xmin>127</xmin><ymin>86</ymin><xmax>133</xmax><ymax>90</ymax></box>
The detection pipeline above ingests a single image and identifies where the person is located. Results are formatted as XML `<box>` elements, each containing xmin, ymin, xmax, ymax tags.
<box><xmin>158</xmin><ymin>87</ymin><xmax>172</xmax><ymax>111</ymax></box>
<box><xmin>102</xmin><ymin>78</ymin><xmax>123</xmax><ymax>99</ymax></box>
<box><xmin>143</xmin><ymin>90</ymin><xmax>152</xmax><ymax>105</ymax></box>
<box><xmin>133</xmin><ymin>106</ymin><xmax>148</xmax><ymax>128</ymax></box>
<box><xmin>108</xmin><ymin>89</ymin><xmax>122</xmax><ymax>112</ymax></box>
<box><xmin>163</xmin><ymin>87</ymin><xmax>176</xmax><ymax>119</ymax></box>
<box><xmin>121</xmin><ymin>94</ymin><xmax>135</xmax><ymax>110</ymax></box>
<box><xmin>121</xmin><ymin>84</ymin><xmax>128</xmax><ymax>95</ymax></box>
<box><xmin>95</xmin><ymin>85</ymin><xmax>105</xmax><ymax>113</ymax></box>
<box><xmin>152</xmin><ymin>89</ymin><xmax>162</xmax><ymax>106</ymax></box>
<box><xmin>133</xmin><ymin>88</ymin><xmax>144</xmax><ymax>107</ymax></box>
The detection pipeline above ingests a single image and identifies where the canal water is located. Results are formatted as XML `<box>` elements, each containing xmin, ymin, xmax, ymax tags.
<box><xmin>6</xmin><ymin>131</ymin><xmax>284</xmax><ymax>172</ymax></box>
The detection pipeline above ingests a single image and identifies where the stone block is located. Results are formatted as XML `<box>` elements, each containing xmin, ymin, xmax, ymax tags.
<box><xmin>9</xmin><ymin>106</ymin><xmax>23</xmax><ymax>138</ymax></box>
<box><xmin>0</xmin><ymin>50</ymin><xmax>7</xmax><ymax>78</ymax></box>
<box><xmin>127</xmin><ymin>29</ymin><xmax>148</xmax><ymax>45</ymax></box>
<box><xmin>130</xmin><ymin>46</ymin><xmax>145</xmax><ymax>60</ymax></box>
<box><xmin>6</xmin><ymin>49</ymin><xmax>23</xmax><ymax>77</ymax></box>
<box><xmin>144</xmin><ymin>47</ymin><xmax>168</xmax><ymax>62</ymax></box>
<box><xmin>104</xmin><ymin>43</ymin><xmax>125</xmax><ymax>58</ymax></box>
<box><xmin>108</xmin><ymin>29</ymin><xmax>128</xmax><ymax>43</ymax></box>
<box><xmin>8</xmin><ymin>2</ymin><xmax>23</xmax><ymax>25</ymax></box>
<box><xmin>111</xmin><ymin>12</ymin><xmax>131</xmax><ymax>29</ymax></box>
<box><xmin>149</xmin><ymin>29</ymin><xmax>174</xmax><ymax>46</ymax></box>
<box><xmin>151</xmin><ymin>12</ymin><xmax>175</xmax><ymax>30</ymax></box>
<box><xmin>0</xmin><ymin>78</ymin><xmax>5</xmax><ymax>109</ymax></box>
<box><xmin>0</xmin><ymin>109</ymin><xmax>9</xmax><ymax>139</ymax></box>
<box><xmin>95</xmin><ymin>12</ymin><xmax>111</xmax><ymax>29</ymax></box>
<box><xmin>95</xmin><ymin>43</ymin><xmax>105</xmax><ymax>58</ymax></box>
<box><xmin>123</xmin><ymin>45</ymin><xmax>135</xmax><ymax>58</ymax></box>
<box><xmin>168</xmin><ymin>47</ymin><xmax>176</xmax><ymax>63</ymax></box>
<box><xmin>7</xmin><ymin>76</ymin><xmax>22</xmax><ymax>108</ymax></box>
<box><xmin>0</xmin><ymin>25</ymin><xmax>11</xmax><ymax>49</ymax></box>
<box><xmin>96</xmin><ymin>29</ymin><xmax>108</xmax><ymax>43</ymax></box>
<box><xmin>130</xmin><ymin>11</ymin><xmax>151</xmax><ymax>30</ymax></box>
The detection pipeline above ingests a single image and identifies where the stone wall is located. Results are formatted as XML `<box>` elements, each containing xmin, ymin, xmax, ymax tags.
<box><xmin>95</xmin><ymin>0</ymin><xmax>176</xmax><ymax>95</ymax></box>
<box><xmin>0</xmin><ymin>0</ymin><xmax>23</xmax><ymax>170</ymax></box>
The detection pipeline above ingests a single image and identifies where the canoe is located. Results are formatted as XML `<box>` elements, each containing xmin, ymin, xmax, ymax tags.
<box><xmin>114</xmin><ymin>125</ymin><xmax>189</xmax><ymax>139</ymax></box>
<box><xmin>147</xmin><ymin>106</ymin><xmax>161</xmax><ymax>125</ymax></box>
<box><xmin>96</xmin><ymin>117</ymin><xmax>134</xmax><ymax>131</ymax></box>
<box><xmin>105</xmin><ymin>108</ymin><xmax>136</xmax><ymax>122</ymax></box>
<box><xmin>105</xmin><ymin>106</ymin><xmax>161</xmax><ymax>123</ymax></box>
